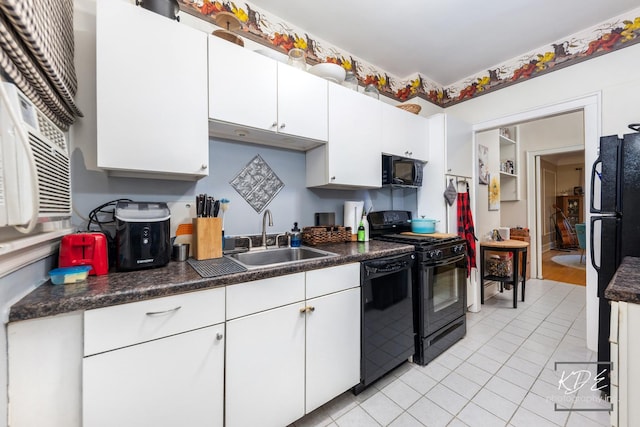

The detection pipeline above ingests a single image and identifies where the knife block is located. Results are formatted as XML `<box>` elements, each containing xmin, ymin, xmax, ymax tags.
<box><xmin>192</xmin><ymin>217</ymin><xmax>223</xmax><ymax>260</ymax></box>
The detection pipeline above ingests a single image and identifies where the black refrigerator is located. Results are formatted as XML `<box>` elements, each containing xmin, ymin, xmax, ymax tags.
<box><xmin>590</xmin><ymin>128</ymin><xmax>640</xmax><ymax>396</ymax></box>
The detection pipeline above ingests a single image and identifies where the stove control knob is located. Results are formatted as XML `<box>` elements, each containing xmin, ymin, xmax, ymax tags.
<box><xmin>429</xmin><ymin>249</ymin><xmax>443</xmax><ymax>260</ymax></box>
<box><xmin>453</xmin><ymin>245</ymin><xmax>465</xmax><ymax>254</ymax></box>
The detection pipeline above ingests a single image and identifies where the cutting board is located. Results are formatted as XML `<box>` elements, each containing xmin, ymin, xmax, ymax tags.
<box><xmin>400</xmin><ymin>232</ymin><xmax>459</xmax><ymax>239</ymax></box>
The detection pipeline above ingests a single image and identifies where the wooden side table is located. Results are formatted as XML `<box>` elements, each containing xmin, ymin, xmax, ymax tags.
<box><xmin>480</xmin><ymin>239</ymin><xmax>529</xmax><ymax>308</ymax></box>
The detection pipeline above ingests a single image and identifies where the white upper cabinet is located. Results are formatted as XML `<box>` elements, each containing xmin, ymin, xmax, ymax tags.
<box><xmin>208</xmin><ymin>36</ymin><xmax>328</xmax><ymax>150</ymax></box>
<box><xmin>276</xmin><ymin>63</ymin><xmax>328</xmax><ymax>141</ymax></box>
<box><xmin>96</xmin><ymin>0</ymin><xmax>209</xmax><ymax>180</ymax></box>
<box><xmin>381</xmin><ymin>103</ymin><xmax>429</xmax><ymax>161</ymax></box>
<box><xmin>445</xmin><ymin>114</ymin><xmax>473</xmax><ymax>177</ymax></box>
<box><xmin>208</xmin><ymin>36</ymin><xmax>277</xmax><ymax>132</ymax></box>
<box><xmin>306</xmin><ymin>84</ymin><xmax>382</xmax><ymax>188</ymax></box>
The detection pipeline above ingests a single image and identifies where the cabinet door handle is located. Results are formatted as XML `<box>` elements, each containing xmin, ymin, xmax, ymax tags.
<box><xmin>216</xmin><ymin>332</ymin><xmax>224</xmax><ymax>341</ymax></box>
<box><xmin>307</xmin><ymin>306</ymin><xmax>315</xmax><ymax>312</ymax></box>
<box><xmin>145</xmin><ymin>306</ymin><xmax>182</xmax><ymax>316</ymax></box>
<box><xmin>279</xmin><ymin>123</ymin><xmax>286</xmax><ymax>129</ymax></box>
<box><xmin>271</xmin><ymin>121</ymin><xmax>278</xmax><ymax>128</ymax></box>
<box><xmin>201</xmin><ymin>164</ymin><xmax>208</xmax><ymax>170</ymax></box>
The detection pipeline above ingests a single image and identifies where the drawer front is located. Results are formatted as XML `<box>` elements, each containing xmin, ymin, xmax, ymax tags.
<box><xmin>84</xmin><ymin>287</ymin><xmax>225</xmax><ymax>356</ymax></box>
<box><xmin>306</xmin><ymin>263</ymin><xmax>360</xmax><ymax>299</ymax></box>
<box><xmin>226</xmin><ymin>273</ymin><xmax>305</xmax><ymax>320</ymax></box>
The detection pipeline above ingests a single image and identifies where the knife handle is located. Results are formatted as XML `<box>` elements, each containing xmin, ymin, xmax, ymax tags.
<box><xmin>196</xmin><ymin>194</ymin><xmax>203</xmax><ymax>217</ymax></box>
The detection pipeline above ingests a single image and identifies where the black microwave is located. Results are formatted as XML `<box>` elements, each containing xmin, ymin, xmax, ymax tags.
<box><xmin>382</xmin><ymin>155</ymin><xmax>424</xmax><ymax>187</ymax></box>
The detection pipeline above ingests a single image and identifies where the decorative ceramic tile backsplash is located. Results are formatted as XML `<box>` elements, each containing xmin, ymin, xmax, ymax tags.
<box><xmin>230</xmin><ymin>155</ymin><xmax>284</xmax><ymax>213</ymax></box>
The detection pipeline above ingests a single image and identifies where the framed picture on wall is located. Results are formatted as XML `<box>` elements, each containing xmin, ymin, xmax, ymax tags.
<box><xmin>478</xmin><ymin>144</ymin><xmax>489</xmax><ymax>185</ymax></box>
<box><xmin>489</xmin><ymin>175</ymin><xmax>500</xmax><ymax>211</ymax></box>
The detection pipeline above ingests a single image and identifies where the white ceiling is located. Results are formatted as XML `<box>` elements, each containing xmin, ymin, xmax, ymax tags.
<box><xmin>245</xmin><ymin>0</ymin><xmax>640</xmax><ymax>86</ymax></box>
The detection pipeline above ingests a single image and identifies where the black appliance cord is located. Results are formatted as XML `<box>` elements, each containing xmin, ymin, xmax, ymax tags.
<box><xmin>86</xmin><ymin>198</ymin><xmax>133</xmax><ymax>266</ymax></box>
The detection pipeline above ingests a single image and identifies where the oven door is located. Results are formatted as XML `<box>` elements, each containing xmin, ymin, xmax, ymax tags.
<box><xmin>418</xmin><ymin>253</ymin><xmax>467</xmax><ymax>336</ymax></box>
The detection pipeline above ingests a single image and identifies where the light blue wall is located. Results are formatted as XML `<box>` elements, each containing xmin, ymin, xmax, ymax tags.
<box><xmin>71</xmin><ymin>137</ymin><xmax>418</xmax><ymax>237</ymax></box>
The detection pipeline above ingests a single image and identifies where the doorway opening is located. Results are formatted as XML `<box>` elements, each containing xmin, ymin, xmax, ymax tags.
<box><xmin>536</xmin><ymin>149</ymin><xmax>586</xmax><ymax>286</ymax></box>
<box><xmin>471</xmin><ymin>93</ymin><xmax>599</xmax><ymax>352</ymax></box>
<box><xmin>474</xmin><ymin>110</ymin><xmax>587</xmax><ymax>284</ymax></box>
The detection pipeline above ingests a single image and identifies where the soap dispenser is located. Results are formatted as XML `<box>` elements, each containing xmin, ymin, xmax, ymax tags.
<box><xmin>290</xmin><ymin>222</ymin><xmax>302</xmax><ymax>247</ymax></box>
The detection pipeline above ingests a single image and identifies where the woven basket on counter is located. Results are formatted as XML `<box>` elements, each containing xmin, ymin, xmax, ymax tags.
<box><xmin>302</xmin><ymin>226</ymin><xmax>352</xmax><ymax>246</ymax></box>
<box><xmin>395</xmin><ymin>103</ymin><xmax>421</xmax><ymax>114</ymax></box>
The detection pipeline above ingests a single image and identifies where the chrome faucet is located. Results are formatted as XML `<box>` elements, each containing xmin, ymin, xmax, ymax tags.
<box><xmin>262</xmin><ymin>209</ymin><xmax>273</xmax><ymax>249</ymax></box>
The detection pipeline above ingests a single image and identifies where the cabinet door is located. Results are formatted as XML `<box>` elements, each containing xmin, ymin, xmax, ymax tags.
<box><xmin>306</xmin><ymin>288</ymin><xmax>361</xmax><ymax>412</ymax></box>
<box><xmin>96</xmin><ymin>1</ymin><xmax>208</xmax><ymax>179</ymax></box>
<box><xmin>208</xmin><ymin>35</ymin><xmax>278</xmax><ymax>131</ymax></box>
<box><xmin>326</xmin><ymin>84</ymin><xmax>382</xmax><ymax>187</ymax></box>
<box><xmin>381</xmin><ymin>103</ymin><xmax>429</xmax><ymax>161</ymax></box>
<box><xmin>445</xmin><ymin>114</ymin><xmax>473</xmax><ymax>177</ymax></box>
<box><xmin>226</xmin><ymin>303</ymin><xmax>306</xmax><ymax>427</ymax></box>
<box><xmin>277</xmin><ymin>64</ymin><xmax>328</xmax><ymax>141</ymax></box>
<box><xmin>83</xmin><ymin>324</ymin><xmax>224</xmax><ymax>427</ymax></box>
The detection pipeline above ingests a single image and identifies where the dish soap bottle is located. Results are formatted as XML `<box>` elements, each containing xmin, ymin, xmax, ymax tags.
<box><xmin>290</xmin><ymin>222</ymin><xmax>301</xmax><ymax>247</ymax></box>
<box><xmin>357</xmin><ymin>219</ymin><xmax>366</xmax><ymax>242</ymax></box>
<box><xmin>361</xmin><ymin>212</ymin><xmax>369</xmax><ymax>242</ymax></box>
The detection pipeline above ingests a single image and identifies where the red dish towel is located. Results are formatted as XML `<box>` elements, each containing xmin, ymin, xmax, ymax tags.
<box><xmin>457</xmin><ymin>192</ymin><xmax>477</xmax><ymax>276</ymax></box>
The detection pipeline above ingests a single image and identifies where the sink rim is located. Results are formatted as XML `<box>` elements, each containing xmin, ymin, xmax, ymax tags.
<box><xmin>226</xmin><ymin>245</ymin><xmax>337</xmax><ymax>270</ymax></box>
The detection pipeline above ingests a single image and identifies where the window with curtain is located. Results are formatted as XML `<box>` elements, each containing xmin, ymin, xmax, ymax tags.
<box><xmin>0</xmin><ymin>0</ymin><xmax>82</xmax><ymax>130</ymax></box>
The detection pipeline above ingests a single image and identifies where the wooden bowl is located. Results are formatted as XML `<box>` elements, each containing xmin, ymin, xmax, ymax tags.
<box><xmin>396</xmin><ymin>103</ymin><xmax>421</xmax><ymax>114</ymax></box>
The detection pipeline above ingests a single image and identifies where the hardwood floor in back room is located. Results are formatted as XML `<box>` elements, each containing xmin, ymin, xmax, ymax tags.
<box><xmin>541</xmin><ymin>249</ymin><xmax>586</xmax><ymax>286</ymax></box>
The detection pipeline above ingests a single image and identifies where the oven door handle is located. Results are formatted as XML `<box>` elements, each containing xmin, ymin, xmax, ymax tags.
<box><xmin>365</xmin><ymin>260</ymin><xmax>411</xmax><ymax>274</ymax></box>
<box><xmin>423</xmin><ymin>253</ymin><xmax>466</xmax><ymax>267</ymax></box>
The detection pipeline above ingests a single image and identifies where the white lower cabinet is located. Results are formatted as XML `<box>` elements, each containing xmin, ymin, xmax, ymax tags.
<box><xmin>306</xmin><ymin>287</ymin><xmax>361</xmax><ymax>412</ymax></box>
<box><xmin>7</xmin><ymin>265</ymin><xmax>360</xmax><ymax>427</ymax></box>
<box><xmin>225</xmin><ymin>302</ymin><xmax>306</xmax><ymax>427</ymax></box>
<box><xmin>610</xmin><ymin>300</ymin><xmax>640</xmax><ymax>427</ymax></box>
<box><xmin>83</xmin><ymin>324</ymin><xmax>225</xmax><ymax>427</ymax></box>
<box><xmin>225</xmin><ymin>263</ymin><xmax>361</xmax><ymax>427</ymax></box>
<box><xmin>82</xmin><ymin>288</ymin><xmax>226</xmax><ymax>427</ymax></box>
<box><xmin>8</xmin><ymin>312</ymin><xmax>84</xmax><ymax>427</ymax></box>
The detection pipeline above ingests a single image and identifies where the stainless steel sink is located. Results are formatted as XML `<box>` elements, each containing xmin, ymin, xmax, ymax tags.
<box><xmin>227</xmin><ymin>246</ymin><xmax>337</xmax><ymax>269</ymax></box>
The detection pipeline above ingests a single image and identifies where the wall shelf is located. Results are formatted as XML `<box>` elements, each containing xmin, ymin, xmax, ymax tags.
<box><xmin>499</xmin><ymin>126</ymin><xmax>519</xmax><ymax>201</ymax></box>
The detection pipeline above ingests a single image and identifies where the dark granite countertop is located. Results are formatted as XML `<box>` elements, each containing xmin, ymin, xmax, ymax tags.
<box><xmin>604</xmin><ymin>257</ymin><xmax>640</xmax><ymax>303</ymax></box>
<box><xmin>9</xmin><ymin>241</ymin><xmax>414</xmax><ymax>322</ymax></box>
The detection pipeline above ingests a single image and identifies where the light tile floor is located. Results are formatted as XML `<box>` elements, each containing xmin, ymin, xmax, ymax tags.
<box><xmin>291</xmin><ymin>279</ymin><xmax>611</xmax><ymax>427</ymax></box>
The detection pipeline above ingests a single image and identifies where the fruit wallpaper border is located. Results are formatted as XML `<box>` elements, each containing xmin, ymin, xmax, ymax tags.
<box><xmin>179</xmin><ymin>2</ymin><xmax>640</xmax><ymax>108</ymax></box>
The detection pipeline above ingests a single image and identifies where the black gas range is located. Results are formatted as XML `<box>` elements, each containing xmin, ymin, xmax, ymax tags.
<box><xmin>368</xmin><ymin>210</ymin><xmax>468</xmax><ymax>365</ymax></box>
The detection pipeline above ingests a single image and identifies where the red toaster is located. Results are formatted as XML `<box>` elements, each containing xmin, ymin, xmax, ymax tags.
<box><xmin>59</xmin><ymin>232</ymin><xmax>109</xmax><ymax>275</ymax></box>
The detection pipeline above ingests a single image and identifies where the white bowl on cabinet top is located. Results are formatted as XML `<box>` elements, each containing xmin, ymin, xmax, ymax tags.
<box><xmin>308</xmin><ymin>63</ymin><xmax>346</xmax><ymax>84</ymax></box>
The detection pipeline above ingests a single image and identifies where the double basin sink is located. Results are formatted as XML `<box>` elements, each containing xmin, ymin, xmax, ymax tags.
<box><xmin>226</xmin><ymin>246</ymin><xmax>337</xmax><ymax>270</ymax></box>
